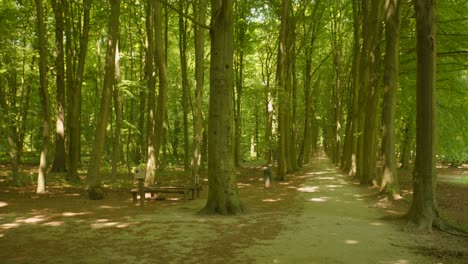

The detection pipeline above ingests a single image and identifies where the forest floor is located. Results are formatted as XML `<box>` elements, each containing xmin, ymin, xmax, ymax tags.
<box><xmin>0</xmin><ymin>155</ymin><xmax>467</xmax><ymax>264</ymax></box>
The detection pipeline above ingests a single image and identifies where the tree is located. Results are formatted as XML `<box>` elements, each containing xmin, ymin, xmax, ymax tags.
<box><xmin>192</xmin><ymin>0</ymin><xmax>207</xmax><ymax>185</ymax></box>
<box><xmin>34</xmin><ymin>0</ymin><xmax>51</xmax><ymax>194</ymax></box>
<box><xmin>406</xmin><ymin>0</ymin><xmax>438</xmax><ymax>230</ymax></box>
<box><xmin>86</xmin><ymin>0</ymin><xmax>120</xmax><ymax>199</ymax></box>
<box><xmin>201</xmin><ymin>0</ymin><xmax>245</xmax><ymax>215</ymax></box>
<box><xmin>67</xmin><ymin>0</ymin><xmax>92</xmax><ymax>182</ymax></box>
<box><xmin>144</xmin><ymin>0</ymin><xmax>157</xmax><ymax>185</ymax></box>
<box><xmin>276</xmin><ymin>0</ymin><xmax>291</xmax><ymax>181</ymax></box>
<box><xmin>50</xmin><ymin>0</ymin><xmax>67</xmax><ymax>173</ymax></box>
<box><xmin>178</xmin><ymin>0</ymin><xmax>190</xmax><ymax>173</ymax></box>
<box><xmin>380</xmin><ymin>0</ymin><xmax>402</xmax><ymax>198</ymax></box>
<box><xmin>145</xmin><ymin>0</ymin><xmax>168</xmax><ymax>185</ymax></box>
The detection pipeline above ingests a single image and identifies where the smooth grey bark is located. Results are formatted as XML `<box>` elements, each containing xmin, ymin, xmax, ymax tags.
<box><xmin>34</xmin><ymin>0</ymin><xmax>52</xmax><ymax>194</ymax></box>
<box><xmin>86</xmin><ymin>0</ymin><xmax>120</xmax><ymax>198</ymax></box>
<box><xmin>201</xmin><ymin>0</ymin><xmax>245</xmax><ymax>215</ymax></box>
<box><xmin>50</xmin><ymin>0</ymin><xmax>67</xmax><ymax>173</ymax></box>
<box><xmin>191</xmin><ymin>0</ymin><xmax>207</xmax><ymax>185</ymax></box>
<box><xmin>380</xmin><ymin>0</ymin><xmax>402</xmax><ymax>198</ymax></box>
<box><xmin>407</xmin><ymin>0</ymin><xmax>439</xmax><ymax>230</ymax></box>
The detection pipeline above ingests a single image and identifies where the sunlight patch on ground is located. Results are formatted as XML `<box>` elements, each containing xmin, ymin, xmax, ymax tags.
<box><xmin>42</xmin><ymin>221</ymin><xmax>64</xmax><ymax>227</ymax></box>
<box><xmin>0</xmin><ymin>201</ymin><xmax>8</xmax><ymax>207</ymax></box>
<box><xmin>370</xmin><ymin>222</ymin><xmax>384</xmax><ymax>226</ymax></box>
<box><xmin>309</xmin><ymin>197</ymin><xmax>327</xmax><ymax>202</ymax></box>
<box><xmin>91</xmin><ymin>222</ymin><xmax>120</xmax><ymax>229</ymax></box>
<box><xmin>0</xmin><ymin>233</ymin><xmax>4</xmax><ymax>238</ymax></box>
<box><xmin>316</xmin><ymin>176</ymin><xmax>336</xmax><ymax>180</ymax></box>
<box><xmin>326</xmin><ymin>185</ymin><xmax>343</xmax><ymax>188</ymax></box>
<box><xmin>63</xmin><ymin>193</ymin><xmax>81</xmax><ymax>197</ymax></box>
<box><xmin>17</xmin><ymin>215</ymin><xmax>47</xmax><ymax>224</ymax></box>
<box><xmin>345</xmin><ymin>240</ymin><xmax>359</xmax><ymax>245</ymax></box>
<box><xmin>306</xmin><ymin>171</ymin><xmax>330</xmax><ymax>176</ymax></box>
<box><xmin>62</xmin><ymin>212</ymin><xmax>91</xmax><ymax>217</ymax></box>
<box><xmin>238</xmin><ymin>183</ymin><xmax>252</xmax><ymax>188</ymax></box>
<box><xmin>262</xmin><ymin>198</ymin><xmax>282</xmax><ymax>202</ymax></box>
<box><xmin>297</xmin><ymin>186</ymin><xmax>319</xmax><ymax>193</ymax></box>
<box><xmin>1</xmin><ymin>223</ymin><xmax>20</xmax><ymax>230</ymax></box>
<box><xmin>99</xmin><ymin>205</ymin><xmax>121</xmax><ymax>209</ymax></box>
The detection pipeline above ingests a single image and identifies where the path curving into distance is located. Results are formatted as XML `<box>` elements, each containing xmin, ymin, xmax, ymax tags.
<box><xmin>239</xmin><ymin>154</ymin><xmax>431</xmax><ymax>264</ymax></box>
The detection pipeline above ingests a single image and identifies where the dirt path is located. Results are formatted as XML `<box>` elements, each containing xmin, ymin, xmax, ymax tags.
<box><xmin>1</xmin><ymin>155</ymin><xmax>461</xmax><ymax>263</ymax></box>
<box><xmin>236</xmin><ymin>155</ymin><xmax>432</xmax><ymax>264</ymax></box>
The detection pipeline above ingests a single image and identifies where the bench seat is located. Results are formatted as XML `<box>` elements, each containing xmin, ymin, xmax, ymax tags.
<box><xmin>131</xmin><ymin>185</ymin><xmax>203</xmax><ymax>202</ymax></box>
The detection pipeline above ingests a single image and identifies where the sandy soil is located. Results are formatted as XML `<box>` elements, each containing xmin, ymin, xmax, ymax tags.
<box><xmin>0</xmin><ymin>156</ymin><xmax>467</xmax><ymax>263</ymax></box>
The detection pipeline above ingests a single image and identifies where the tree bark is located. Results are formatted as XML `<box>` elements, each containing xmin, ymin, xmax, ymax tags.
<box><xmin>146</xmin><ymin>0</ymin><xmax>168</xmax><ymax>185</ymax></box>
<box><xmin>276</xmin><ymin>0</ymin><xmax>291</xmax><ymax>181</ymax></box>
<box><xmin>67</xmin><ymin>0</ymin><xmax>92</xmax><ymax>183</ymax></box>
<box><xmin>112</xmin><ymin>41</ymin><xmax>122</xmax><ymax>182</ymax></box>
<box><xmin>50</xmin><ymin>0</ymin><xmax>67</xmax><ymax>173</ymax></box>
<box><xmin>34</xmin><ymin>0</ymin><xmax>52</xmax><ymax>194</ymax></box>
<box><xmin>201</xmin><ymin>0</ymin><xmax>245</xmax><ymax>215</ymax></box>
<box><xmin>192</xmin><ymin>0</ymin><xmax>207</xmax><ymax>185</ymax></box>
<box><xmin>380</xmin><ymin>0</ymin><xmax>402</xmax><ymax>197</ymax></box>
<box><xmin>86</xmin><ymin>0</ymin><xmax>120</xmax><ymax>198</ymax></box>
<box><xmin>144</xmin><ymin>0</ymin><xmax>157</xmax><ymax>185</ymax></box>
<box><xmin>407</xmin><ymin>0</ymin><xmax>439</xmax><ymax>230</ymax></box>
<box><xmin>0</xmin><ymin>81</ymin><xmax>20</xmax><ymax>185</ymax></box>
<box><xmin>178</xmin><ymin>0</ymin><xmax>190</xmax><ymax>173</ymax></box>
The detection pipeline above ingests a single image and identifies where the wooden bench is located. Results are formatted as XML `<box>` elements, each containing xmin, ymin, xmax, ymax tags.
<box><xmin>131</xmin><ymin>185</ymin><xmax>203</xmax><ymax>202</ymax></box>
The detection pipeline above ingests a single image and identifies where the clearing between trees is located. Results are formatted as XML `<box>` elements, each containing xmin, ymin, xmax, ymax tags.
<box><xmin>0</xmin><ymin>155</ymin><xmax>467</xmax><ymax>263</ymax></box>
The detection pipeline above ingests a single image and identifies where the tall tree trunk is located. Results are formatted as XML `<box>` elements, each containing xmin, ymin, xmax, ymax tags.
<box><xmin>0</xmin><ymin>82</ymin><xmax>20</xmax><ymax>185</ymax></box>
<box><xmin>276</xmin><ymin>0</ymin><xmax>291</xmax><ymax>181</ymax></box>
<box><xmin>136</xmin><ymin>40</ymin><xmax>146</xmax><ymax>164</ymax></box>
<box><xmin>144</xmin><ymin>0</ymin><xmax>157</xmax><ymax>185</ymax></box>
<box><xmin>50</xmin><ymin>0</ymin><xmax>67</xmax><ymax>173</ymax></box>
<box><xmin>112</xmin><ymin>42</ymin><xmax>122</xmax><ymax>182</ymax></box>
<box><xmin>234</xmin><ymin>0</ymin><xmax>247</xmax><ymax>169</ymax></box>
<box><xmin>34</xmin><ymin>0</ymin><xmax>51</xmax><ymax>194</ymax></box>
<box><xmin>86</xmin><ymin>0</ymin><xmax>120</xmax><ymax>199</ymax></box>
<box><xmin>146</xmin><ymin>0</ymin><xmax>168</xmax><ymax>185</ymax></box>
<box><xmin>201</xmin><ymin>0</ymin><xmax>244</xmax><ymax>215</ymax></box>
<box><xmin>261</xmin><ymin>43</ymin><xmax>274</xmax><ymax>165</ymax></box>
<box><xmin>192</xmin><ymin>0</ymin><xmax>207</xmax><ymax>185</ymax></box>
<box><xmin>399</xmin><ymin>115</ymin><xmax>413</xmax><ymax>168</ymax></box>
<box><xmin>380</xmin><ymin>0</ymin><xmax>402</xmax><ymax>198</ymax></box>
<box><xmin>67</xmin><ymin>0</ymin><xmax>92</xmax><ymax>183</ymax></box>
<box><xmin>343</xmin><ymin>0</ymin><xmax>361</xmax><ymax>176</ymax></box>
<box><xmin>178</xmin><ymin>0</ymin><xmax>190</xmax><ymax>173</ymax></box>
<box><xmin>359</xmin><ymin>0</ymin><xmax>384</xmax><ymax>185</ymax></box>
<box><xmin>407</xmin><ymin>0</ymin><xmax>438</xmax><ymax>230</ymax></box>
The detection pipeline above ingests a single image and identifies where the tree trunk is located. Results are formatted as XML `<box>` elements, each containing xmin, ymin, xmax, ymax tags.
<box><xmin>0</xmin><ymin>81</ymin><xmax>20</xmax><ymax>185</ymax></box>
<box><xmin>201</xmin><ymin>0</ymin><xmax>245</xmax><ymax>215</ymax></box>
<box><xmin>276</xmin><ymin>0</ymin><xmax>291</xmax><ymax>181</ymax></box>
<box><xmin>144</xmin><ymin>0</ymin><xmax>157</xmax><ymax>185</ymax></box>
<box><xmin>178</xmin><ymin>0</ymin><xmax>190</xmax><ymax>173</ymax></box>
<box><xmin>34</xmin><ymin>0</ymin><xmax>51</xmax><ymax>194</ymax></box>
<box><xmin>86</xmin><ymin>0</ymin><xmax>120</xmax><ymax>199</ymax></box>
<box><xmin>343</xmin><ymin>0</ymin><xmax>361</xmax><ymax>176</ymax></box>
<box><xmin>399</xmin><ymin>116</ymin><xmax>413</xmax><ymax>168</ymax></box>
<box><xmin>111</xmin><ymin>41</ymin><xmax>122</xmax><ymax>182</ymax></box>
<box><xmin>407</xmin><ymin>0</ymin><xmax>439</xmax><ymax>230</ymax></box>
<box><xmin>359</xmin><ymin>0</ymin><xmax>384</xmax><ymax>185</ymax></box>
<box><xmin>380</xmin><ymin>0</ymin><xmax>402</xmax><ymax>197</ymax></box>
<box><xmin>67</xmin><ymin>0</ymin><xmax>92</xmax><ymax>183</ymax></box>
<box><xmin>146</xmin><ymin>0</ymin><xmax>168</xmax><ymax>185</ymax></box>
<box><xmin>50</xmin><ymin>0</ymin><xmax>67</xmax><ymax>173</ymax></box>
<box><xmin>192</xmin><ymin>0</ymin><xmax>207</xmax><ymax>185</ymax></box>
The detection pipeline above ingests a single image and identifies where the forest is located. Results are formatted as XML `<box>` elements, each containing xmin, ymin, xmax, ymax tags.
<box><xmin>0</xmin><ymin>0</ymin><xmax>468</xmax><ymax>263</ymax></box>
<box><xmin>0</xmin><ymin>0</ymin><xmax>468</xmax><ymax>262</ymax></box>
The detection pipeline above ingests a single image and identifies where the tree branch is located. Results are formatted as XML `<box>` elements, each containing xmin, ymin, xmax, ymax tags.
<box><xmin>155</xmin><ymin>0</ymin><xmax>211</xmax><ymax>30</ymax></box>
<box><xmin>437</xmin><ymin>50</ymin><xmax>468</xmax><ymax>56</ymax></box>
